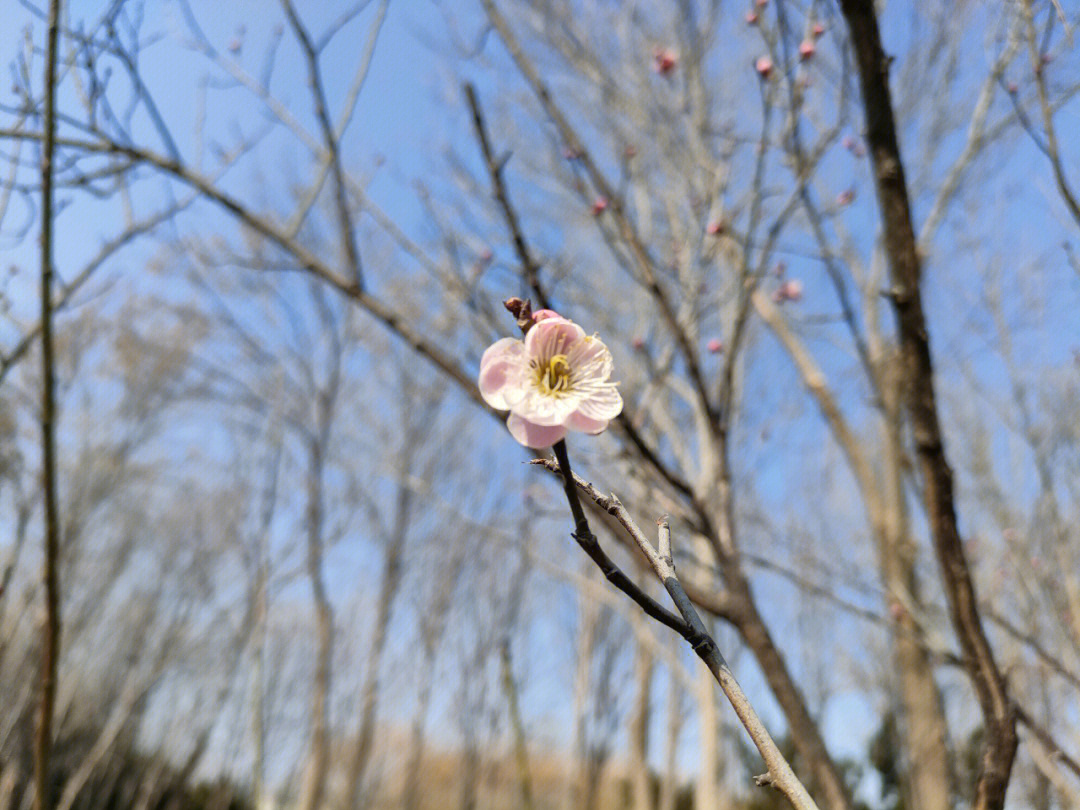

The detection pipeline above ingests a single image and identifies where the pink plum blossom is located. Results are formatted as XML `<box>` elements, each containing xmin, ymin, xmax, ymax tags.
<box><xmin>653</xmin><ymin>47</ymin><xmax>679</xmax><ymax>75</ymax></box>
<box><xmin>479</xmin><ymin>314</ymin><xmax>623</xmax><ymax>448</ymax></box>
<box><xmin>772</xmin><ymin>279</ymin><xmax>803</xmax><ymax>303</ymax></box>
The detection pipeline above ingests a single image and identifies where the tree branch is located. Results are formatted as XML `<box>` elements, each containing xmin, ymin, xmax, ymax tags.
<box><xmin>536</xmin><ymin>453</ymin><xmax>820</xmax><ymax>810</ymax></box>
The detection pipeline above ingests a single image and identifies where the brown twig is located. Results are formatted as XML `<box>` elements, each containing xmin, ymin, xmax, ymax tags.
<box><xmin>546</xmin><ymin>443</ymin><xmax>692</xmax><ymax>639</ymax></box>
<box><xmin>463</xmin><ymin>83</ymin><xmax>548</xmax><ymax>310</ymax></box>
<box><xmin>280</xmin><ymin>0</ymin><xmax>363</xmax><ymax>287</ymax></box>
<box><xmin>1021</xmin><ymin>0</ymin><xmax>1080</xmax><ymax>229</ymax></box>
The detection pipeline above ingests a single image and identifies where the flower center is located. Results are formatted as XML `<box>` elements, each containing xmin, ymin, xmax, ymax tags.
<box><xmin>534</xmin><ymin>354</ymin><xmax>572</xmax><ymax>395</ymax></box>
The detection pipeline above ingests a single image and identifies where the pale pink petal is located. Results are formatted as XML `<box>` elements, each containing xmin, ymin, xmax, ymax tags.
<box><xmin>507</xmin><ymin>413</ymin><xmax>567</xmax><ymax>448</ymax></box>
<box><xmin>566</xmin><ymin>335</ymin><xmax>613</xmax><ymax>380</ymax></box>
<box><xmin>525</xmin><ymin>316</ymin><xmax>585</xmax><ymax>360</ymax></box>
<box><xmin>532</xmin><ymin>309</ymin><xmax>561</xmax><ymax>322</ymax></box>
<box><xmin>512</xmin><ymin>386</ymin><xmax>583</xmax><ymax>426</ymax></box>
<box><xmin>576</xmin><ymin>386</ymin><xmax>624</xmax><ymax>421</ymax></box>
<box><xmin>567</xmin><ymin>410</ymin><xmax>610</xmax><ymax>434</ymax></box>
<box><xmin>479</xmin><ymin>338</ymin><xmax>525</xmax><ymax>410</ymax></box>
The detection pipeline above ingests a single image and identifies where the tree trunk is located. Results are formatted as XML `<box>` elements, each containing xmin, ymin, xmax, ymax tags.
<box><xmin>836</xmin><ymin>3</ymin><xmax>1017</xmax><ymax>808</ymax></box>
<box><xmin>693</xmin><ymin>665</ymin><xmax>720</xmax><ymax>810</ymax></box>
<box><xmin>297</xmin><ymin>438</ymin><xmax>334</xmax><ymax>810</ymax></box>
<box><xmin>628</xmin><ymin>633</ymin><xmax>654</xmax><ymax>810</ymax></box>
<box><xmin>881</xmin><ymin>371</ymin><xmax>952</xmax><ymax>810</ymax></box>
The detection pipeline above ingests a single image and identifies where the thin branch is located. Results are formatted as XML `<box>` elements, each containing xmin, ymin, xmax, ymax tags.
<box><xmin>463</xmin><ymin>83</ymin><xmax>547</xmax><ymax>310</ymax></box>
<box><xmin>280</xmin><ymin>0</ymin><xmax>363</xmax><ymax>286</ymax></box>
<box><xmin>545</xmin><ymin>443</ymin><xmax>693</xmax><ymax>638</ymax></box>
<box><xmin>537</xmin><ymin>453</ymin><xmax>820</xmax><ymax>810</ymax></box>
<box><xmin>0</xmin><ymin>128</ymin><xmax>483</xmax><ymax>410</ymax></box>
<box><xmin>1022</xmin><ymin>0</ymin><xmax>1080</xmax><ymax>228</ymax></box>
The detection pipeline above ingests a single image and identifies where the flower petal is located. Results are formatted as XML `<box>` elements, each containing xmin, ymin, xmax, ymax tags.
<box><xmin>576</xmin><ymin>386</ymin><xmax>624</xmax><ymax>421</ymax></box>
<box><xmin>525</xmin><ymin>316</ymin><xmax>585</xmax><ymax>360</ymax></box>
<box><xmin>567</xmin><ymin>410</ymin><xmax>610</xmax><ymax>434</ymax></box>
<box><xmin>479</xmin><ymin>338</ymin><xmax>525</xmax><ymax>410</ymax></box>
<box><xmin>512</xmin><ymin>386</ymin><xmax>583</xmax><ymax>426</ymax></box>
<box><xmin>567</xmin><ymin>334</ymin><xmax>613</xmax><ymax>381</ymax></box>
<box><xmin>507</xmin><ymin>413</ymin><xmax>567</xmax><ymax>448</ymax></box>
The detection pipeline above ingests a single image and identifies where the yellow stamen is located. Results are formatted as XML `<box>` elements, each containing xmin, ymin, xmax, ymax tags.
<box><xmin>535</xmin><ymin>354</ymin><xmax>572</xmax><ymax>395</ymax></box>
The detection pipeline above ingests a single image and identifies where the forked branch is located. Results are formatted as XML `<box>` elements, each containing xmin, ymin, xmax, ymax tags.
<box><xmin>534</xmin><ymin>449</ymin><xmax>820</xmax><ymax>810</ymax></box>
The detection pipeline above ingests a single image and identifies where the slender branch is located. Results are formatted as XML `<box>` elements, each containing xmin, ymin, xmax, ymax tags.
<box><xmin>463</xmin><ymin>83</ymin><xmax>548</xmax><ymax>310</ymax></box>
<box><xmin>546</xmin><ymin>443</ymin><xmax>693</xmax><ymax>638</ymax></box>
<box><xmin>1015</xmin><ymin>705</ymin><xmax>1080</xmax><ymax>781</ymax></box>
<box><xmin>280</xmin><ymin>0</ymin><xmax>363</xmax><ymax>286</ymax></box>
<box><xmin>34</xmin><ymin>2</ymin><xmax>62</xmax><ymax>809</ymax></box>
<box><xmin>1022</xmin><ymin>0</ymin><xmax>1080</xmax><ymax>229</ymax></box>
<box><xmin>0</xmin><ymin>128</ymin><xmax>485</xmax><ymax>411</ymax></box>
<box><xmin>537</xmin><ymin>453</ymin><xmax>820</xmax><ymax>810</ymax></box>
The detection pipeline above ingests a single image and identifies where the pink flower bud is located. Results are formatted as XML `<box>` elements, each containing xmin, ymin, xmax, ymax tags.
<box><xmin>841</xmin><ymin>135</ymin><xmax>856</xmax><ymax>151</ymax></box>
<box><xmin>706</xmin><ymin>338</ymin><xmax>724</xmax><ymax>354</ymax></box>
<box><xmin>1007</xmin><ymin>81</ymin><xmax>1018</xmax><ymax>94</ymax></box>
<box><xmin>782</xmin><ymin>279</ymin><xmax>802</xmax><ymax>301</ymax></box>
<box><xmin>889</xmin><ymin>602</ymin><xmax>906</xmax><ymax>622</ymax></box>
<box><xmin>227</xmin><ymin>38</ymin><xmax>242</xmax><ymax>53</ymax></box>
<box><xmin>745</xmin><ymin>10</ymin><xmax>759</xmax><ymax>24</ymax></box>
<box><xmin>631</xmin><ymin>336</ymin><xmax>646</xmax><ymax>350</ymax></box>
<box><xmin>706</xmin><ymin>219</ymin><xmax>726</xmax><ymax>236</ymax></box>
<box><xmin>532</xmin><ymin>309</ymin><xmax>561</xmax><ymax>322</ymax></box>
<box><xmin>837</xmin><ymin>188</ymin><xmax>855</xmax><ymax>206</ymax></box>
<box><xmin>653</xmin><ymin>47</ymin><xmax>678</xmax><ymax>75</ymax></box>
<box><xmin>755</xmin><ymin>56</ymin><xmax>774</xmax><ymax>78</ymax></box>
<box><xmin>799</xmin><ymin>40</ymin><xmax>815</xmax><ymax>60</ymax></box>
<box><xmin>591</xmin><ymin>197</ymin><xmax>609</xmax><ymax>215</ymax></box>
<box><xmin>812</xmin><ymin>22</ymin><xmax>826</xmax><ymax>37</ymax></box>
